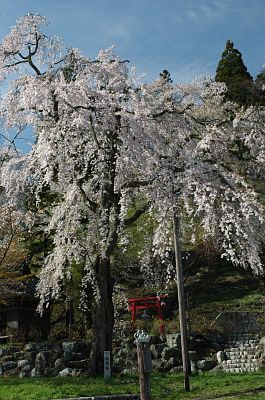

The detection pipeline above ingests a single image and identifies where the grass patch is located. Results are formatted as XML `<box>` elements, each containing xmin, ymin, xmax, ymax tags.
<box><xmin>1</xmin><ymin>372</ymin><xmax>265</xmax><ymax>400</ymax></box>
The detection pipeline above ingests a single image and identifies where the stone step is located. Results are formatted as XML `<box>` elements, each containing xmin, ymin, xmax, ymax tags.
<box><xmin>223</xmin><ymin>362</ymin><xmax>259</xmax><ymax>367</ymax></box>
<box><xmin>221</xmin><ymin>334</ymin><xmax>261</xmax><ymax>374</ymax></box>
<box><xmin>223</xmin><ymin>367</ymin><xmax>259</xmax><ymax>373</ymax></box>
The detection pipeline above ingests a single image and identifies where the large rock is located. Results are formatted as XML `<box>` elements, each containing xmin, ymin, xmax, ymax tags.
<box><xmin>163</xmin><ymin>356</ymin><xmax>180</xmax><ymax>371</ymax></box>
<box><xmin>59</xmin><ymin>367</ymin><xmax>73</xmax><ymax>377</ymax></box>
<box><xmin>161</xmin><ymin>346</ymin><xmax>179</xmax><ymax>361</ymax></box>
<box><xmin>216</xmin><ymin>351</ymin><xmax>226</xmax><ymax>364</ymax></box>
<box><xmin>259</xmin><ymin>337</ymin><xmax>265</xmax><ymax>357</ymax></box>
<box><xmin>150</xmin><ymin>343</ymin><xmax>167</xmax><ymax>359</ymax></box>
<box><xmin>1</xmin><ymin>355</ymin><xmax>14</xmax><ymax>363</ymax></box>
<box><xmin>14</xmin><ymin>351</ymin><xmax>25</xmax><ymax>360</ymax></box>
<box><xmin>63</xmin><ymin>351</ymin><xmax>86</xmax><ymax>362</ymax></box>
<box><xmin>44</xmin><ymin>367</ymin><xmax>56</xmax><ymax>377</ymax></box>
<box><xmin>66</xmin><ymin>359</ymin><xmax>88</xmax><ymax>369</ymax></box>
<box><xmin>166</xmin><ymin>333</ymin><xmax>181</xmax><ymax>348</ymax></box>
<box><xmin>151</xmin><ymin>359</ymin><xmax>163</xmax><ymax>371</ymax></box>
<box><xmin>54</xmin><ymin>358</ymin><xmax>65</xmax><ymax>373</ymax></box>
<box><xmin>19</xmin><ymin>371</ymin><xmax>30</xmax><ymax>378</ymax></box>
<box><xmin>17</xmin><ymin>360</ymin><xmax>30</xmax><ymax>369</ymax></box>
<box><xmin>197</xmin><ymin>358</ymin><xmax>217</xmax><ymax>371</ymax></box>
<box><xmin>62</xmin><ymin>341</ymin><xmax>89</xmax><ymax>353</ymax></box>
<box><xmin>24</xmin><ymin>343</ymin><xmax>36</xmax><ymax>352</ymax></box>
<box><xmin>24</xmin><ymin>351</ymin><xmax>36</xmax><ymax>365</ymax></box>
<box><xmin>35</xmin><ymin>353</ymin><xmax>47</xmax><ymax>375</ymax></box>
<box><xmin>2</xmin><ymin>361</ymin><xmax>17</xmax><ymax>371</ymax></box>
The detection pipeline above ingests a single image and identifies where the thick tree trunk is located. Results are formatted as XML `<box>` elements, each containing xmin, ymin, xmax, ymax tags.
<box><xmin>89</xmin><ymin>256</ymin><xmax>114</xmax><ymax>375</ymax></box>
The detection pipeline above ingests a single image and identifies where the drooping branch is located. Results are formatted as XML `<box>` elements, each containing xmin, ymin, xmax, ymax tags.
<box><xmin>121</xmin><ymin>179</ymin><xmax>152</xmax><ymax>190</ymax></box>
<box><xmin>77</xmin><ymin>180</ymin><xmax>97</xmax><ymax>213</ymax></box>
<box><xmin>124</xmin><ymin>201</ymin><xmax>151</xmax><ymax>227</ymax></box>
<box><xmin>89</xmin><ymin>115</ymin><xmax>102</xmax><ymax>148</ymax></box>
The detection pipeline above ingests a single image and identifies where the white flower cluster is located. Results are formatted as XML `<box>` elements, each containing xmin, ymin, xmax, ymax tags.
<box><xmin>0</xmin><ymin>15</ymin><xmax>264</xmax><ymax>314</ymax></box>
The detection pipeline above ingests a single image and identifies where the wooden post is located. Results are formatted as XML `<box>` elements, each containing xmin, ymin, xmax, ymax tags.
<box><xmin>172</xmin><ymin>207</ymin><xmax>190</xmax><ymax>392</ymax></box>
<box><xmin>135</xmin><ymin>331</ymin><xmax>152</xmax><ymax>400</ymax></box>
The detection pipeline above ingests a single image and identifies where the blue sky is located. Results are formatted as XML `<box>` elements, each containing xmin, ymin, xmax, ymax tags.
<box><xmin>1</xmin><ymin>0</ymin><xmax>265</xmax><ymax>83</ymax></box>
<box><xmin>1</xmin><ymin>0</ymin><xmax>265</xmax><ymax>152</ymax></box>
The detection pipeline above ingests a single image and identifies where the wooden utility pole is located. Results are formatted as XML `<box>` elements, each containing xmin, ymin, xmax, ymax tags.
<box><xmin>135</xmin><ymin>331</ymin><xmax>152</xmax><ymax>400</ymax></box>
<box><xmin>173</xmin><ymin>207</ymin><xmax>190</xmax><ymax>392</ymax></box>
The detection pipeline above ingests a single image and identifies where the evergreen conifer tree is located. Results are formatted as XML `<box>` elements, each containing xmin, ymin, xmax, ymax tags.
<box><xmin>254</xmin><ymin>68</ymin><xmax>265</xmax><ymax>105</ymax></box>
<box><xmin>215</xmin><ymin>40</ymin><xmax>256</xmax><ymax>106</ymax></box>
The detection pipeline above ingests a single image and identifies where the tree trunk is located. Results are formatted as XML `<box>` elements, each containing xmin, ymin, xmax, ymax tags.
<box><xmin>89</xmin><ymin>256</ymin><xmax>114</xmax><ymax>375</ymax></box>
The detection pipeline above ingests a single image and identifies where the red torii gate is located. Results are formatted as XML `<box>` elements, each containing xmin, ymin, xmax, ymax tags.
<box><xmin>128</xmin><ymin>294</ymin><xmax>167</xmax><ymax>333</ymax></box>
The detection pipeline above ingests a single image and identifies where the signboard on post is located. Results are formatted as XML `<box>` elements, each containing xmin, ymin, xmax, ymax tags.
<box><xmin>104</xmin><ymin>350</ymin><xmax>111</xmax><ymax>381</ymax></box>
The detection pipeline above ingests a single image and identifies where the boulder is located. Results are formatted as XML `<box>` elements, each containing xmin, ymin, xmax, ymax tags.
<box><xmin>66</xmin><ymin>359</ymin><xmax>88</xmax><ymax>369</ymax></box>
<box><xmin>209</xmin><ymin>364</ymin><xmax>224</xmax><ymax>374</ymax></box>
<box><xmin>19</xmin><ymin>371</ymin><xmax>30</xmax><ymax>378</ymax></box>
<box><xmin>63</xmin><ymin>352</ymin><xmax>86</xmax><ymax>362</ymax></box>
<box><xmin>17</xmin><ymin>360</ymin><xmax>30</xmax><ymax>369</ymax></box>
<box><xmin>24</xmin><ymin>343</ymin><xmax>36</xmax><ymax>352</ymax></box>
<box><xmin>1</xmin><ymin>355</ymin><xmax>14</xmax><ymax>363</ymax></box>
<box><xmin>151</xmin><ymin>359</ymin><xmax>163</xmax><ymax>371</ymax></box>
<box><xmin>4</xmin><ymin>368</ymin><xmax>19</xmax><ymax>376</ymax></box>
<box><xmin>120</xmin><ymin>367</ymin><xmax>138</xmax><ymax>375</ymax></box>
<box><xmin>259</xmin><ymin>337</ymin><xmax>265</xmax><ymax>357</ymax></box>
<box><xmin>59</xmin><ymin>367</ymin><xmax>73</xmax><ymax>377</ymax></box>
<box><xmin>150</xmin><ymin>343</ymin><xmax>167</xmax><ymax>359</ymax></box>
<box><xmin>163</xmin><ymin>357</ymin><xmax>179</xmax><ymax>371</ymax></box>
<box><xmin>197</xmin><ymin>358</ymin><xmax>217</xmax><ymax>371</ymax></box>
<box><xmin>62</xmin><ymin>341</ymin><xmax>88</xmax><ymax>353</ymax></box>
<box><xmin>36</xmin><ymin>343</ymin><xmax>49</xmax><ymax>352</ymax></box>
<box><xmin>169</xmin><ymin>366</ymin><xmax>183</xmax><ymax>373</ymax></box>
<box><xmin>14</xmin><ymin>351</ymin><xmax>25</xmax><ymax>360</ymax></box>
<box><xmin>24</xmin><ymin>351</ymin><xmax>36</xmax><ymax>365</ymax></box>
<box><xmin>2</xmin><ymin>361</ymin><xmax>17</xmax><ymax>371</ymax></box>
<box><xmin>161</xmin><ymin>346</ymin><xmax>179</xmax><ymax>361</ymax></box>
<box><xmin>44</xmin><ymin>367</ymin><xmax>56</xmax><ymax>377</ymax></box>
<box><xmin>166</xmin><ymin>333</ymin><xmax>181</xmax><ymax>348</ymax></box>
<box><xmin>35</xmin><ymin>353</ymin><xmax>47</xmax><ymax>375</ymax></box>
<box><xmin>216</xmin><ymin>351</ymin><xmax>226</xmax><ymax>364</ymax></box>
<box><xmin>54</xmin><ymin>358</ymin><xmax>65</xmax><ymax>373</ymax></box>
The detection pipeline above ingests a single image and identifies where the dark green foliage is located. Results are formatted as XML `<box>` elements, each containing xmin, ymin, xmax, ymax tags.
<box><xmin>254</xmin><ymin>68</ymin><xmax>265</xmax><ymax>105</ymax></box>
<box><xmin>159</xmin><ymin>69</ymin><xmax>173</xmax><ymax>83</ymax></box>
<box><xmin>215</xmin><ymin>40</ymin><xmax>256</xmax><ymax>106</ymax></box>
<box><xmin>255</xmin><ymin>68</ymin><xmax>265</xmax><ymax>90</ymax></box>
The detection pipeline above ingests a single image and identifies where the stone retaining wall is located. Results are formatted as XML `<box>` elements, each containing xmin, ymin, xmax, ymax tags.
<box><xmin>1</xmin><ymin>329</ymin><xmax>264</xmax><ymax>377</ymax></box>
<box><xmin>0</xmin><ymin>341</ymin><xmax>91</xmax><ymax>377</ymax></box>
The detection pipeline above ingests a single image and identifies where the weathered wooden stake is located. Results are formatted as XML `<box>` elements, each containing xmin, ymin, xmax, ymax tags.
<box><xmin>173</xmin><ymin>207</ymin><xmax>190</xmax><ymax>392</ymax></box>
<box><xmin>135</xmin><ymin>331</ymin><xmax>152</xmax><ymax>400</ymax></box>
